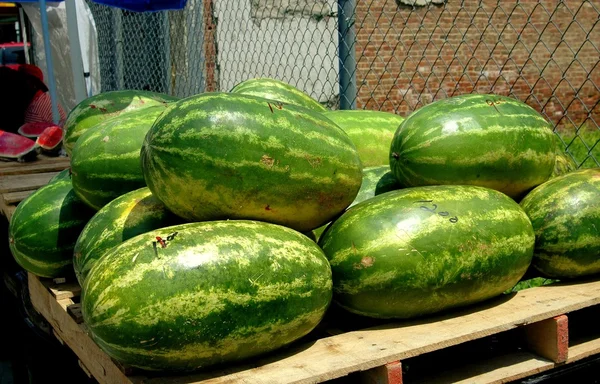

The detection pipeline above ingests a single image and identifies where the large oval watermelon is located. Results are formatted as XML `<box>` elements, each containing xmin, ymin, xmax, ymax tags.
<box><xmin>9</xmin><ymin>179</ymin><xmax>96</xmax><ymax>278</ymax></box>
<box><xmin>318</xmin><ymin>185</ymin><xmax>534</xmax><ymax>319</ymax></box>
<box><xmin>73</xmin><ymin>187</ymin><xmax>184</xmax><ymax>285</ymax></box>
<box><xmin>82</xmin><ymin>220</ymin><xmax>332</xmax><ymax>371</ymax></box>
<box><xmin>520</xmin><ymin>168</ymin><xmax>600</xmax><ymax>278</ymax></box>
<box><xmin>389</xmin><ymin>94</ymin><xmax>556</xmax><ymax>199</ymax></box>
<box><xmin>230</xmin><ymin>78</ymin><xmax>326</xmax><ymax>112</ymax></box>
<box><xmin>71</xmin><ymin>105</ymin><xmax>169</xmax><ymax>211</ymax></box>
<box><xmin>63</xmin><ymin>90</ymin><xmax>179</xmax><ymax>155</ymax></box>
<box><xmin>141</xmin><ymin>92</ymin><xmax>363</xmax><ymax>232</ymax></box>
<box><xmin>323</xmin><ymin>110</ymin><xmax>404</xmax><ymax>167</ymax></box>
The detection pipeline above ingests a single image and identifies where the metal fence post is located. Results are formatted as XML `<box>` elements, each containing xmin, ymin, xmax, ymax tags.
<box><xmin>338</xmin><ymin>0</ymin><xmax>357</xmax><ymax>110</ymax></box>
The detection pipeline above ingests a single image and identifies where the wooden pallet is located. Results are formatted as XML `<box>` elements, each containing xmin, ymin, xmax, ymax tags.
<box><xmin>0</xmin><ymin>155</ymin><xmax>69</xmax><ymax>220</ymax></box>
<box><xmin>28</xmin><ymin>273</ymin><xmax>600</xmax><ymax>384</ymax></box>
<box><xmin>5</xmin><ymin>158</ymin><xmax>600</xmax><ymax>383</ymax></box>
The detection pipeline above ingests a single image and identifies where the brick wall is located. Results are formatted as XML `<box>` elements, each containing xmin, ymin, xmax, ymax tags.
<box><xmin>355</xmin><ymin>0</ymin><xmax>600</xmax><ymax>129</ymax></box>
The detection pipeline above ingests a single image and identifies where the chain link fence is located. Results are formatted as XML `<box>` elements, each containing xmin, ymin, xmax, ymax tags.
<box><xmin>87</xmin><ymin>0</ymin><xmax>600</xmax><ymax>168</ymax></box>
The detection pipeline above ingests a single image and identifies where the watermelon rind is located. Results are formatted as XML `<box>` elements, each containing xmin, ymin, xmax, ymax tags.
<box><xmin>36</xmin><ymin>125</ymin><xmax>63</xmax><ymax>154</ymax></box>
<box><xmin>0</xmin><ymin>130</ymin><xmax>40</xmax><ymax>162</ymax></box>
<box><xmin>318</xmin><ymin>184</ymin><xmax>535</xmax><ymax>319</ymax></box>
<box><xmin>520</xmin><ymin>168</ymin><xmax>600</xmax><ymax>278</ymax></box>
<box><xmin>82</xmin><ymin>220</ymin><xmax>333</xmax><ymax>371</ymax></box>
<box><xmin>71</xmin><ymin>104</ymin><xmax>169</xmax><ymax>211</ymax></box>
<box><xmin>63</xmin><ymin>90</ymin><xmax>179</xmax><ymax>155</ymax></box>
<box><xmin>141</xmin><ymin>92</ymin><xmax>363</xmax><ymax>232</ymax></box>
<box><xmin>17</xmin><ymin>122</ymin><xmax>58</xmax><ymax>138</ymax></box>
<box><xmin>9</xmin><ymin>179</ymin><xmax>96</xmax><ymax>278</ymax></box>
<box><xmin>389</xmin><ymin>94</ymin><xmax>556</xmax><ymax>199</ymax></box>
<box><xmin>231</xmin><ymin>78</ymin><xmax>327</xmax><ymax>112</ymax></box>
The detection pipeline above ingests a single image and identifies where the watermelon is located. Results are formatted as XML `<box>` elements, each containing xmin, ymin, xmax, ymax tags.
<box><xmin>0</xmin><ymin>130</ymin><xmax>39</xmax><ymax>162</ymax></box>
<box><xmin>36</xmin><ymin>125</ymin><xmax>63</xmax><ymax>154</ymax></box>
<box><xmin>73</xmin><ymin>187</ymin><xmax>184</xmax><ymax>286</ymax></box>
<box><xmin>350</xmin><ymin>165</ymin><xmax>402</xmax><ymax>208</ymax></box>
<box><xmin>48</xmin><ymin>168</ymin><xmax>71</xmax><ymax>183</ymax></box>
<box><xmin>551</xmin><ymin>151</ymin><xmax>578</xmax><ymax>178</ymax></box>
<box><xmin>71</xmin><ymin>105</ymin><xmax>169</xmax><ymax>211</ymax></box>
<box><xmin>63</xmin><ymin>90</ymin><xmax>179</xmax><ymax>155</ymax></box>
<box><xmin>9</xmin><ymin>179</ymin><xmax>96</xmax><ymax>278</ymax></box>
<box><xmin>17</xmin><ymin>122</ymin><xmax>59</xmax><ymax>138</ymax></box>
<box><xmin>141</xmin><ymin>92</ymin><xmax>363</xmax><ymax>232</ymax></box>
<box><xmin>389</xmin><ymin>94</ymin><xmax>556</xmax><ymax>199</ymax></box>
<box><xmin>318</xmin><ymin>185</ymin><xmax>534</xmax><ymax>319</ymax></box>
<box><xmin>82</xmin><ymin>220</ymin><xmax>332</xmax><ymax>371</ymax></box>
<box><xmin>323</xmin><ymin>110</ymin><xmax>405</xmax><ymax>167</ymax></box>
<box><xmin>520</xmin><ymin>168</ymin><xmax>600</xmax><ymax>278</ymax></box>
<box><xmin>230</xmin><ymin>78</ymin><xmax>326</xmax><ymax>112</ymax></box>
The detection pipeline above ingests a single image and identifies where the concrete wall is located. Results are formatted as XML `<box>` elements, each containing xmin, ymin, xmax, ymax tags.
<box><xmin>211</xmin><ymin>0</ymin><xmax>339</xmax><ymax>104</ymax></box>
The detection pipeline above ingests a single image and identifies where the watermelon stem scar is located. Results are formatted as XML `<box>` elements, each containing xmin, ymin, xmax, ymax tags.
<box><xmin>392</xmin><ymin>152</ymin><xmax>399</xmax><ymax>159</ymax></box>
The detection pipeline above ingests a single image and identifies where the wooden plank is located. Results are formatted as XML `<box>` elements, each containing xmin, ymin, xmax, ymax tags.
<box><xmin>524</xmin><ymin>315</ymin><xmax>569</xmax><ymax>363</ymax></box>
<box><xmin>568</xmin><ymin>338</ymin><xmax>600</xmax><ymax>363</ymax></box>
<box><xmin>79</xmin><ymin>360</ymin><xmax>93</xmax><ymax>378</ymax></box>
<box><xmin>0</xmin><ymin>172</ymin><xmax>58</xmax><ymax>193</ymax></box>
<box><xmin>28</xmin><ymin>273</ymin><xmax>132</xmax><ymax>384</ymax></box>
<box><xmin>132</xmin><ymin>279</ymin><xmax>600</xmax><ymax>384</ymax></box>
<box><xmin>48</xmin><ymin>282</ymin><xmax>81</xmax><ymax>301</ymax></box>
<box><xmin>68</xmin><ymin>303</ymin><xmax>84</xmax><ymax>324</ymax></box>
<box><xmin>4</xmin><ymin>205</ymin><xmax>16</xmax><ymax>221</ymax></box>
<box><xmin>413</xmin><ymin>351</ymin><xmax>555</xmax><ymax>384</ymax></box>
<box><xmin>0</xmin><ymin>157</ymin><xmax>69</xmax><ymax>176</ymax></box>
<box><xmin>359</xmin><ymin>361</ymin><xmax>402</xmax><ymax>384</ymax></box>
<box><xmin>3</xmin><ymin>190</ymin><xmax>33</xmax><ymax>205</ymax></box>
<box><xmin>57</xmin><ymin>298</ymin><xmax>75</xmax><ymax>311</ymax></box>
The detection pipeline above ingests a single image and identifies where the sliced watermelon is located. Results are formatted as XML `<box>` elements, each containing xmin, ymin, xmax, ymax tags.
<box><xmin>36</xmin><ymin>126</ymin><xmax>63</xmax><ymax>155</ymax></box>
<box><xmin>0</xmin><ymin>130</ymin><xmax>40</xmax><ymax>162</ymax></box>
<box><xmin>18</xmin><ymin>122</ymin><xmax>59</xmax><ymax>138</ymax></box>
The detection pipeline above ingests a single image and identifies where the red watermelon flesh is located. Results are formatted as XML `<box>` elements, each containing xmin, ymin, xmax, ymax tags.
<box><xmin>36</xmin><ymin>126</ymin><xmax>63</xmax><ymax>150</ymax></box>
<box><xmin>18</xmin><ymin>122</ymin><xmax>59</xmax><ymax>138</ymax></box>
<box><xmin>0</xmin><ymin>130</ymin><xmax>39</xmax><ymax>161</ymax></box>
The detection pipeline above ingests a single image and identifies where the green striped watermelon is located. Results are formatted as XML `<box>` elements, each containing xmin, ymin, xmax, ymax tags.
<box><xmin>82</xmin><ymin>220</ymin><xmax>332</xmax><ymax>371</ymax></box>
<box><xmin>73</xmin><ymin>187</ymin><xmax>184</xmax><ymax>286</ymax></box>
<box><xmin>63</xmin><ymin>90</ymin><xmax>179</xmax><ymax>155</ymax></box>
<box><xmin>48</xmin><ymin>168</ymin><xmax>71</xmax><ymax>183</ymax></box>
<box><xmin>389</xmin><ymin>94</ymin><xmax>556</xmax><ymax>199</ymax></box>
<box><xmin>141</xmin><ymin>92</ymin><xmax>362</xmax><ymax>232</ymax></box>
<box><xmin>323</xmin><ymin>110</ymin><xmax>404</xmax><ymax>167</ymax></box>
<box><xmin>551</xmin><ymin>151</ymin><xmax>578</xmax><ymax>178</ymax></box>
<box><xmin>520</xmin><ymin>168</ymin><xmax>600</xmax><ymax>278</ymax></box>
<box><xmin>71</xmin><ymin>105</ymin><xmax>169</xmax><ymax>211</ymax></box>
<box><xmin>318</xmin><ymin>185</ymin><xmax>534</xmax><ymax>319</ymax></box>
<box><xmin>9</xmin><ymin>179</ymin><xmax>96</xmax><ymax>278</ymax></box>
<box><xmin>230</xmin><ymin>78</ymin><xmax>326</xmax><ymax>112</ymax></box>
<box><xmin>350</xmin><ymin>165</ymin><xmax>402</xmax><ymax>208</ymax></box>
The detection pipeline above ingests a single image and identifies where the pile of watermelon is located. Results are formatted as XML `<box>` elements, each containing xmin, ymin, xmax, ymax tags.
<box><xmin>7</xmin><ymin>79</ymin><xmax>600</xmax><ymax>372</ymax></box>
